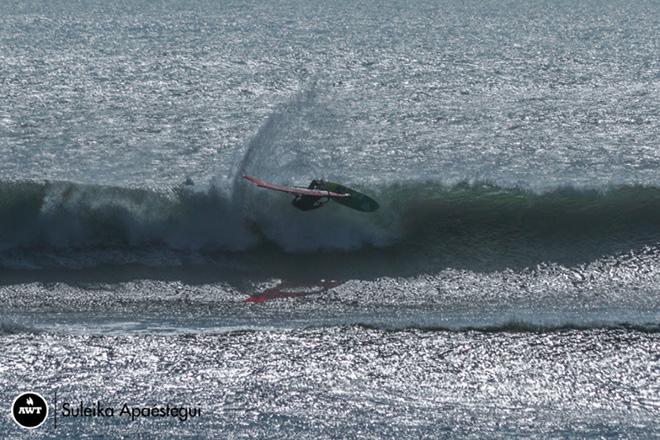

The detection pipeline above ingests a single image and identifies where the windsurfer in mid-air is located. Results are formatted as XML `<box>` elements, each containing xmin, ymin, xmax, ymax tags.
<box><xmin>242</xmin><ymin>175</ymin><xmax>379</xmax><ymax>212</ymax></box>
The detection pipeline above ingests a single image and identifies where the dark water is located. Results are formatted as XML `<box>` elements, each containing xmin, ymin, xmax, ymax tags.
<box><xmin>1</xmin><ymin>0</ymin><xmax>659</xmax><ymax>438</ymax></box>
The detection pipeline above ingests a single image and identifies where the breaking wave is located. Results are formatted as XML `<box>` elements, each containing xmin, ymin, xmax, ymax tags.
<box><xmin>1</xmin><ymin>178</ymin><xmax>660</xmax><ymax>268</ymax></box>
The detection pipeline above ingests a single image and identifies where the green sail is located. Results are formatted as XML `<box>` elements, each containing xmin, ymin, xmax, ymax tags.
<box><xmin>318</xmin><ymin>181</ymin><xmax>379</xmax><ymax>212</ymax></box>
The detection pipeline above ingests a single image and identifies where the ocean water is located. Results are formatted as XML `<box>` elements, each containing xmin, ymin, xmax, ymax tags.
<box><xmin>1</xmin><ymin>0</ymin><xmax>659</xmax><ymax>438</ymax></box>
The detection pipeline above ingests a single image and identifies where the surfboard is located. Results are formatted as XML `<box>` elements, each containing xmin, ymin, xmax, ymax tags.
<box><xmin>242</xmin><ymin>175</ymin><xmax>350</xmax><ymax>198</ymax></box>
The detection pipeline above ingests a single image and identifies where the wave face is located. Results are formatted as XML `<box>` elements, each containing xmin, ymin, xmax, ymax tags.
<box><xmin>0</xmin><ymin>179</ymin><xmax>254</xmax><ymax>250</ymax></box>
<box><xmin>1</xmin><ymin>178</ymin><xmax>660</xmax><ymax>269</ymax></box>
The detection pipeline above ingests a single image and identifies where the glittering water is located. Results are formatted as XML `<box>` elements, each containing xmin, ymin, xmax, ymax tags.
<box><xmin>1</xmin><ymin>0</ymin><xmax>659</xmax><ymax>438</ymax></box>
<box><xmin>1</xmin><ymin>329</ymin><xmax>658</xmax><ymax>439</ymax></box>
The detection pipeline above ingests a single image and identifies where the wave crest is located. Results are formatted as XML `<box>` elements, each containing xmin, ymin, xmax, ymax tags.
<box><xmin>1</xmin><ymin>179</ymin><xmax>660</xmax><ymax>262</ymax></box>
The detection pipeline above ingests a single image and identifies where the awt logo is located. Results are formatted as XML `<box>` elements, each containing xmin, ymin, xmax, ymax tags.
<box><xmin>11</xmin><ymin>392</ymin><xmax>49</xmax><ymax>429</ymax></box>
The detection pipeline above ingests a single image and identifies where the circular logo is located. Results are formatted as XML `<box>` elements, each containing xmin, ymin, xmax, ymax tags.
<box><xmin>11</xmin><ymin>392</ymin><xmax>48</xmax><ymax>429</ymax></box>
